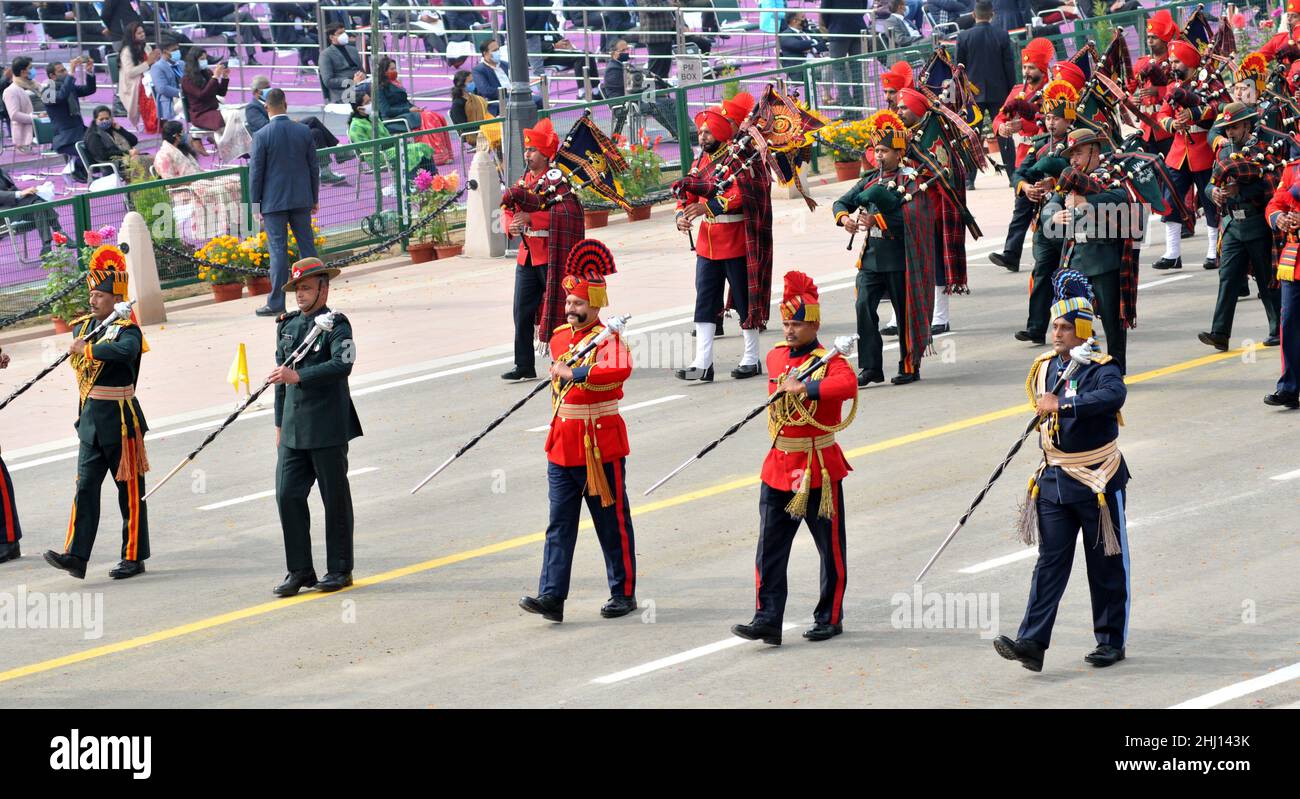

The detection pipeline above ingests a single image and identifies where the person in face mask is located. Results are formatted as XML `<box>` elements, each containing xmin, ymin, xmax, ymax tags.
<box><xmin>320</xmin><ymin>22</ymin><xmax>366</xmax><ymax>104</ymax></box>
<box><xmin>84</xmin><ymin>104</ymin><xmax>152</xmax><ymax>177</ymax></box>
<box><xmin>181</xmin><ymin>49</ymin><xmax>230</xmax><ymax>155</ymax></box>
<box><xmin>43</xmin><ymin>57</ymin><xmax>97</xmax><ymax>183</ymax></box>
<box><xmin>347</xmin><ymin>89</ymin><xmax>437</xmax><ymax>177</ymax></box>
<box><xmin>448</xmin><ymin>68</ymin><xmax>499</xmax><ymax>151</ymax></box>
<box><xmin>247</xmin><ymin>75</ymin><xmax>348</xmax><ymax>184</ymax></box>
<box><xmin>154</xmin><ymin>120</ymin><xmax>243</xmax><ymax>237</ymax></box>
<box><xmin>373</xmin><ymin>55</ymin><xmax>425</xmax><ymax>132</ymax></box>
<box><xmin>3</xmin><ymin>56</ymin><xmax>48</xmax><ymax>152</ymax></box>
<box><xmin>149</xmin><ymin>42</ymin><xmax>185</xmax><ymax>123</ymax></box>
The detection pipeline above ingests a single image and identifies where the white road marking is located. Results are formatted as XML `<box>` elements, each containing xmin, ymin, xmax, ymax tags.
<box><xmin>591</xmin><ymin>623</ymin><xmax>801</xmax><ymax>685</ymax></box>
<box><xmin>958</xmin><ymin>548</ymin><xmax>1036</xmax><ymax>574</ymax></box>
<box><xmin>1138</xmin><ymin>274</ymin><xmax>1196</xmax><ymax>290</ymax></box>
<box><xmin>197</xmin><ymin>467</ymin><xmax>379</xmax><ymax>510</ymax></box>
<box><xmin>1270</xmin><ymin>468</ymin><xmax>1300</xmax><ymax>481</ymax></box>
<box><xmin>525</xmin><ymin>394</ymin><xmax>686</xmax><ymax>432</ymax></box>
<box><xmin>1169</xmin><ymin>662</ymin><xmax>1300</xmax><ymax>709</ymax></box>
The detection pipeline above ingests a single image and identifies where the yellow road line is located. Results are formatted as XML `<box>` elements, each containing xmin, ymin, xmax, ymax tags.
<box><xmin>0</xmin><ymin>343</ymin><xmax>1260</xmax><ymax>685</ymax></box>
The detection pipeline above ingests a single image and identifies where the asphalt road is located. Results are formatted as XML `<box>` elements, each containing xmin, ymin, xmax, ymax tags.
<box><xmin>1</xmin><ymin>234</ymin><xmax>1297</xmax><ymax>709</ymax></box>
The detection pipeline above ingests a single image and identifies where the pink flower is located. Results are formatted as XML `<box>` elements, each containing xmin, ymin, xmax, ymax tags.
<box><xmin>99</xmin><ymin>225</ymin><xmax>117</xmax><ymax>241</ymax></box>
<box><xmin>414</xmin><ymin>169</ymin><xmax>434</xmax><ymax>192</ymax></box>
<box><xmin>83</xmin><ymin>230</ymin><xmax>102</xmax><ymax>247</ymax></box>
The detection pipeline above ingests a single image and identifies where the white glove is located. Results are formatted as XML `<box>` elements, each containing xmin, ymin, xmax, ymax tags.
<box><xmin>833</xmin><ymin>334</ymin><xmax>859</xmax><ymax>357</ymax></box>
<box><xmin>1069</xmin><ymin>338</ymin><xmax>1097</xmax><ymax>366</ymax></box>
<box><xmin>314</xmin><ymin>312</ymin><xmax>336</xmax><ymax>332</ymax></box>
<box><xmin>113</xmin><ymin>301</ymin><xmax>132</xmax><ymax>319</ymax></box>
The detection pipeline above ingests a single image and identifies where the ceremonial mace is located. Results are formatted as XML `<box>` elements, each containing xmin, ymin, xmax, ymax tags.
<box><xmin>644</xmin><ymin>334</ymin><xmax>858</xmax><ymax>496</ymax></box>
<box><xmin>913</xmin><ymin>340</ymin><xmax>1095</xmax><ymax>583</ymax></box>
<box><xmin>142</xmin><ymin>312</ymin><xmax>337</xmax><ymax>501</ymax></box>
<box><xmin>410</xmin><ymin>314</ymin><xmax>631</xmax><ymax>494</ymax></box>
<box><xmin>0</xmin><ymin>300</ymin><xmax>135</xmax><ymax>413</ymax></box>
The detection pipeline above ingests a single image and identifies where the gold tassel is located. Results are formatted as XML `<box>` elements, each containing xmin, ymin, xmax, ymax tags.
<box><xmin>1097</xmin><ymin>494</ymin><xmax>1121</xmax><ymax>556</ymax></box>
<box><xmin>583</xmin><ymin>431</ymin><xmax>614</xmax><ymax>508</ymax></box>
<box><xmin>1016</xmin><ymin>479</ymin><xmax>1040</xmax><ymax>546</ymax></box>
<box><xmin>784</xmin><ymin>453</ymin><xmax>814</xmax><ymax>519</ymax></box>
<box><xmin>817</xmin><ymin>468</ymin><xmax>835</xmax><ymax>519</ymax></box>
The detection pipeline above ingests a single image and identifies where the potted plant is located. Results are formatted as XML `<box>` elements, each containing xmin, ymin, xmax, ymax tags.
<box><xmin>409</xmin><ymin>169</ymin><xmax>461</xmax><ymax>261</ymax></box>
<box><xmin>194</xmin><ymin>234</ymin><xmax>248</xmax><ymax>302</ymax></box>
<box><xmin>622</xmin><ymin>133</ymin><xmax>665</xmax><ymax>222</ymax></box>
<box><xmin>577</xmin><ymin>186</ymin><xmax>610</xmax><ymax>228</ymax></box>
<box><xmin>41</xmin><ymin>232</ymin><xmax>86</xmax><ymax>333</ymax></box>
<box><xmin>816</xmin><ymin>120</ymin><xmax>871</xmax><ymax>182</ymax></box>
<box><xmin>239</xmin><ymin>234</ymin><xmax>273</xmax><ymax>296</ymax></box>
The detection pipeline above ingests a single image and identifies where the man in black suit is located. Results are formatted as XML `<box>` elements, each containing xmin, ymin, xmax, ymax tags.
<box><xmin>821</xmin><ymin>0</ymin><xmax>866</xmax><ymax>118</ymax></box>
<box><xmin>957</xmin><ymin>1</ymin><xmax>1014</xmax><ymax>187</ymax></box>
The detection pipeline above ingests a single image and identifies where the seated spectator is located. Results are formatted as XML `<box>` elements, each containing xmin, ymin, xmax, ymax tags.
<box><xmin>542</xmin><ymin>37</ymin><xmax>600</xmax><ymax>88</ymax></box>
<box><xmin>181</xmin><ymin>48</ymin><xmax>230</xmax><ymax>150</ymax></box>
<box><xmin>470</xmin><ymin>38</ymin><xmax>543</xmax><ymax>114</ymax></box>
<box><xmin>0</xmin><ymin>163</ymin><xmax>64</xmax><ymax>255</ymax></box>
<box><xmin>4</xmin><ymin>56</ymin><xmax>47</xmax><ymax>153</ymax></box>
<box><xmin>153</xmin><ymin>120</ymin><xmax>241</xmax><ymax>237</ymax></box>
<box><xmin>374</xmin><ymin>55</ymin><xmax>425</xmax><ymax>132</ymax></box>
<box><xmin>149</xmin><ymin>40</ymin><xmax>185</xmax><ymax>123</ymax></box>
<box><xmin>348</xmin><ymin>90</ymin><xmax>436</xmax><ymax>176</ymax></box>
<box><xmin>117</xmin><ymin>21</ymin><xmax>160</xmax><ymax>132</ymax></box>
<box><xmin>196</xmin><ymin>2</ymin><xmax>270</xmax><ymax>65</ymax></box>
<box><xmin>884</xmin><ymin>0</ymin><xmax>926</xmax><ymax>46</ymax></box>
<box><xmin>603</xmin><ymin>39</ymin><xmax>680</xmax><ymax>139</ymax></box>
<box><xmin>271</xmin><ymin>3</ymin><xmax>319</xmax><ymax>67</ymax></box>
<box><xmin>320</xmin><ymin>22</ymin><xmax>367</xmax><ymax>104</ymax></box>
<box><xmin>925</xmin><ymin>0</ymin><xmax>975</xmax><ymax>29</ymax></box>
<box><xmin>247</xmin><ymin>76</ymin><xmax>348</xmax><ymax>185</ymax></box>
<box><xmin>779</xmin><ymin>11</ymin><xmax>830</xmax><ymax>67</ymax></box>
<box><xmin>84</xmin><ymin>104</ymin><xmax>152</xmax><ymax>177</ymax></box>
<box><xmin>449</xmin><ymin>69</ymin><xmax>500</xmax><ymax>149</ymax></box>
<box><xmin>440</xmin><ymin>0</ymin><xmax>489</xmax><ymax>67</ymax></box>
<box><xmin>41</xmin><ymin>56</ymin><xmax>96</xmax><ymax>183</ymax></box>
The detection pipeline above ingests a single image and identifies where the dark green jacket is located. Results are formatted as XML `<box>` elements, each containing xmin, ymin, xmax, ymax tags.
<box><xmin>274</xmin><ymin>307</ymin><xmax>363</xmax><ymax>450</ymax></box>
<box><xmin>1216</xmin><ymin>137</ymin><xmax>1274</xmax><ymax>241</ymax></box>
<box><xmin>832</xmin><ymin>172</ymin><xmax>907</xmax><ymax>273</ymax></box>
<box><xmin>1040</xmin><ymin>170</ymin><xmax>1128</xmax><ymax>278</ymax></box>
<box><xmin>72</xmin><ymin>316</ymin><xmax>148</xmax><ymax>446</ymax></box>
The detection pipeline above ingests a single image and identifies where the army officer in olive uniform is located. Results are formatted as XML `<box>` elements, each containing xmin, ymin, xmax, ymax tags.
<box><xmin>269</xmin><ymin>257</ymin><xmax>363</xmax><ymax>597</ymax></box>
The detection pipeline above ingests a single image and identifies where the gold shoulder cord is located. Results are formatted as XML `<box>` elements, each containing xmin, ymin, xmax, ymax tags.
<box><xmin>767</xmin><ymin>358</ymin><xmax>859</xmax><ymax>440</ymax></box>
<box><xmin>69</xmin><ymin>317</ymin><xmax>106</xmax><ymax>408</ymax></box>
<box><xmin>551</xmin><ymin>326</ymin><xmax>623</xmax><ymax>415</ymax></box>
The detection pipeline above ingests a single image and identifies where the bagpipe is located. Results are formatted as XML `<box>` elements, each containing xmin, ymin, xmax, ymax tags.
<box><xmin>1208</xmin><ymin>139</ymin><xmax>1287</xmax><ymax>204</ymax></box>
<box><xmin>843</xmin><ymin>161</ymin><xmax>953</xmax><ymax>252</ymax></box>
<box><xmin>501</xmin><ymin>166</ymin><xmax>576</xmax><ymax>213</ymax></box>
<box><xmin>1075</xmin><ymin>134</ymin><xmax>1187</xmax><ymax>222</ymax></box>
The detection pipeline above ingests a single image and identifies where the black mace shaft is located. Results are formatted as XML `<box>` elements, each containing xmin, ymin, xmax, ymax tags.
<box><xmin>0</xmin><ymin>304</ymin><xmax>134</xmax><ymax>413</ymax></box>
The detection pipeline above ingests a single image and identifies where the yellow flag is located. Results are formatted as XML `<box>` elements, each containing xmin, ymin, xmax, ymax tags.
<box><xmin>227</xmin><ymin>343</ymin><xmax>250</xmax><ymax>395</ymax></box>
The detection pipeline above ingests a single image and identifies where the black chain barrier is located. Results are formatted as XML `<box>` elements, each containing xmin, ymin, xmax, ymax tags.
<box><xmin>0</xmin><ymin>271</ymin><xmax>91</xmax><ymax>332</ymax></box>
<box><xmin>152</xmin><ymin>186</ymin><xmax>470</xmax><ymax>278</ymax></box>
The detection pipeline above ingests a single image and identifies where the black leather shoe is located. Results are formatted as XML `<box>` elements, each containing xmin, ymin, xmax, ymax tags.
<box><xmin>519</xmin><ymin>594</ymin><xmax>564</xmax><ymax>622</ymax></box>
<box><xmin>988</xmin><ymin>251</ymin><xmax>1019</xmax><ymax>272</ymax></box>
<box><xmin>1084</xmin><ymin>644</ymin><xmax>1126</xmax><ymax>667</ymax></box>
<box><xmin>500</xmin><ymin>368</ymin><xmax>538</xmax><ymax>381</ymax></box>
<box><xmin>1263</xmin><ymin>391</ymin><xmax>1300</xmax><ymax>409</ymax></box>
<box><xmin>108</xmin><ymin>559</ymin><xmax>145</xmax><ymax>580</ymax></box>
<box><xmin>1264</xmin><ymin>335</ymin><xmax>1280</xmax><ymax>347</ymax></box>
<box><xmin>802</xmin><ymin>622</ymin><xmax>842</xmax><ymax>641</ymax></box>
<box><xmin>930</xmin><ymin>323</ymin><xmax>950</xmax><ymax>335</ymax></box>
<box><xmin>715</xmin><ymin>320</ymin><xmax>726</xmax><ymax>338</ymax></box>
<box><xmin>600</xmin><ymin>595</ymin><xmax>638</xmax><ymax>618</ymax></box>
<box><xmin>1198</xmin><ymin>331</ymin><xmax>1229</xmax><ymax>351</ymax></box>
<box><xmin>316</xmin><ymin>572</ymin><xmax>353</xmax><ymax>592</ymax></box>
<box><xmin>1203</xmin><ymin>257</ymin><xmax>1218</xmax><ymax>270</ymax></box>
<box><xmin>730</xmin><ymin>363</ymin><xmax>761</xmax><ymax>379</ymax></box>
<box><xmin>881</xmin><ymin>325</ymin><xmax>898</xmax><ymax>336</ymax></box>
<box><xmin>43</xmin><ymin>550</ymin><xmax>87</xmax><ymax>580</ymax></box>
<box><xmin>891</xmin><ymin>371</ymin><xmax>920</xmax><ymax>385</ymax></box>
<box><xmin>857</xmin><ymin>369</ymin><xmax>884</xmax><ymax>387</ymax></box>
<box><xmin>674</xmin><ymin>365</ymin><xmax>714</xmax><ymax>382</ymax></box>
<box><xmin>0</xmin><ymin>542</ymin><xmax>19</xmax><ymax>564</ymax></box>
<box><xmin>254</xmin><ymin>305</ymin><xmax>282</xmax><ymax>317</ymax></box>
<box><xmin>993</xmin><ymin>635</ymin><xmax>1045</xmax><ymax>672</ymax></box>
<box><xmin>273</xmin><ymin>571</ymin><xmax>318</xmax><ymax>597</ymax></box>
<box><xmin>731</xmin><ymin>620</ymin><xmax>782</xmax><ymax>645</ymax></box>
<box><xmin>1015</xmin><ymin>330</ymin><xmax>1046</xmax><ymax>344</ymax></box>
<box><xmin>1152</xmin><ymin>256</ymin><xmax>1182</xmax><ymax>270</ymax></box>
<box><xmin>1239</xmin><ymin>282</ymin><xmax>1250</xmax><ymax>297</ymax></box>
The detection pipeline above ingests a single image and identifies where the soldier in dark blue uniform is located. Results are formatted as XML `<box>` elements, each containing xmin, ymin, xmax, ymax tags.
<box><xmin>269</xmin><ymin>258</ymin><xmax>363</xmax><ymax>597</ymax></box>
<box><xmin>995</xmin><ymin>271</ymin><xmax>1131</xmax><ymax>672</ymax></box>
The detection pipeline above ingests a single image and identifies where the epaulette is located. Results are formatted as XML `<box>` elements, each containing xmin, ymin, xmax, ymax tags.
<box><xmin>276</xmin><ymin>310</ymin><xmax>301</xmax><ymax>326</ymax></box>
<box><xmin>70</xmin><ymin>313</ymin><xmax>93</xmax><ymax>326</ymax></box>
<box><xmin>1089</xmin><ymin>352</ymin><xmax>1114</xmax><ymax>365</ymax></box>
<box><xmin>773</xmin><ymin>341</ymin><xmax>789</xmax><ymax>348</ymax></box>
<box><xmin>1033</xmin><ymin>350</ymin><xmax>1055</xmax><ymax>364</ymax></box>
<box><xmin>111</xmin><ymin>318</ymin><xmax>134</xmax><ymax>327</ymax></box>
<box><xmin>810</xmin><ymin>347</ymin><xmax>828</xmax><ymax>358</ymax></box>
<box><xmin>552</xmin><ymin>322</ymin><xmax>572</xmax><ymax>334</ymax></box>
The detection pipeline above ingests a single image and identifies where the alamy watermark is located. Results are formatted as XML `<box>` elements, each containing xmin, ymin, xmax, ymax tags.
<box><xmin>890</xmin><ymin>585</ymin><xmax>999</xmax><ymax>639</ymax></box>
<box><xmin>0</xmin><ymin>586</ymin><xmax>103</xmax><ymax>640</ymax></box>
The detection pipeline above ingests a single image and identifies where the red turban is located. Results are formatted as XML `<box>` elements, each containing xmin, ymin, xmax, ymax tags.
<box><xmin>897</xmin><ymin>87</ymin><xmax>929</xmax><ymax>119</ymax></box>
<box><xmin>880</xmin><ymin>60</ymin><xmax>914</xmax><ymax>90</ymax></box>
<box><xmin>780</xmin><ymin>271</ymin><xmax>821</xmax><ymax>323</ymax></box>
<box><xmin>522</xmin><ymin>117</ymin><xmax>559</xmax><ymax>159</ymax></box>
<box><xmin>1021</xmin><ymin>37</ymin><xmax>1053</xmax><ymax>75</ymax></box>
<box><xmin>1054</xmin><ymin>61</ymin><xmax>1086</xmax><ymax>90</ymax></box>
<box><xmin>1170</xmin><ymin>40</ymin><xmax>1201</xmax><ymax>70</ymax></box>
<box><xmin>1146</xmin><ymin>9</ymin><xmax>1177</xmax><ymax>43</ymax></box>
<box><xmin>562</xmin><ymin>239</ymin><xmax>617</xmax><ymax>308</ymax></box>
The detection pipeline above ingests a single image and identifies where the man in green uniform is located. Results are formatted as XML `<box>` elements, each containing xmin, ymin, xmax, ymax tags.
<box><xmin>1013</xmin><ymin>79</ymin><xmax>1076</xmax><ymax>346</ymax></box>
<box><xmin>269</xmin><ymin>257</ymin><xmax>363</xmax><ymax>597</ymax></box>
<box><xmin>45</xmin><ymin>257</ymin><xmax>150</xmax><ymax>580</ymax></box>
<box><xmin>1199</xmin><ymin>102</ymin><xmax>1283</xmax><ymax>351</ymax></box>
<box><xmin>1042</xmin><ymin>129</ymin><xmax>1134</xmax><ymax>374</ymax></box>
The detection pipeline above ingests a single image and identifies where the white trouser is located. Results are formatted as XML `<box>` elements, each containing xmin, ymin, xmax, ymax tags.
<box><xmin>691</xmin><ymin>323</ymin><xmax>714</xmax><ymax>369</ymax></box>
<box><xmin>1163</xmin><ymin>220</ymin><xmax>1182</xmax><ymax>259</ymax></box>
<box><xmin>933</xmin><ymin>288</ymin><xmax>950</xmax><ymax>326</ymax></box>
<box><xmin>740</xmin><ymin>328</ymin><xmax>760</xmax><ymax>367</ymax></box>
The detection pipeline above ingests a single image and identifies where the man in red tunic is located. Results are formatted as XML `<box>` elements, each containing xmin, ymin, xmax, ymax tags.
<box><xmin>0</xmin><ymin>345</ymin><xmax>21</xmax><ymax>565</ymax></box>
<box><xmin>989</xmin><ymin>36</ymin><xmax>1052</xmax><ymax>272</ymax></box>
<box><xmin>519</xmin><ymin>239</ymin><xmax>637</xmax><ymax>624</ymax></box>
<box><xmin>500</xmin><ymin>117</ymin><xmax>585</xmax><ymax>381</ymax></box>
<box><xmin>1127</xmin><ymin>8</ymin><xmax>1176</xmax><ymax>160</ymax></box>
<box><xmin>731</xmin><ymin>272</ymin><xmax>858</xmax><ymax>646</ymax></box>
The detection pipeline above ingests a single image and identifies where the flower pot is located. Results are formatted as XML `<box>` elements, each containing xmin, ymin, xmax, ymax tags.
<box><xmin>584</xmin><ymin>209</ymin><xmax>610</xmax><ymax>228</ymax></box>
<box><xmin>626</xmin><ymin>204</ymin><xmax>653</xmax><ymax>222</ymax></box>
<box><xmin>834</xmin><ymin>160</ymin><xmax>862</xmax><ymax>182</ymax></box>
<box><xmin>52</xmin><ymin>316</ymin><xmax>71</xmax><ymax>334</ymax></box>
<box><xmin>244</xmin><ymin>276</ymin><xmax>272</xmax><ymax>296</ymax></box>
<box><xmin>409</xmin><ymin>240</ymin><xmax>437</xmax><ymax>263</ymax></box>
<box><xmin>210</xmin><ymin>282</ymin><xmax>243</xmax><ymax>303</ymax></box>
<box><xmin>434</xmin><ymin>243</ymin><xmax>463</xmax><ymax>259</ymax></box>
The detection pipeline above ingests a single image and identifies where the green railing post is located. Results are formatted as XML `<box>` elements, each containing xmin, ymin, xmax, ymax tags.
<box><xmin>73</xmin><ymin>195</ymin><xmax>91</xmax><ymax>267</ymax></box>
<box><xmin>803</xmin><ymin>63</ymin><xmax>821</xmax><ymax>176</ymax></box>
<box><xmin>675</xmin><ymin>86</ymin><xmax>691</xmax><ymax>174</ymax></box>
<box><xmin>239</xmin><ymin>166</ymin><xmax>252</xmax><ymax>237</ymax></box>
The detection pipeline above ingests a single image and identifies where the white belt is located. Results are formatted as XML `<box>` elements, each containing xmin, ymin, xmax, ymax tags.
<box><xmin>524</xmin><ymin>229</ymin><xmax>550</xmax><ymax>238</ymax></box>
<box><xmin>706</xmin><ymin>213</ymin><xmax>744</xmax><ymax>224</ymax></box>
<box><xmin>1231</xmin><ymin>209</ymin><xmax>1248</xmax><ymax>220</ymax></box>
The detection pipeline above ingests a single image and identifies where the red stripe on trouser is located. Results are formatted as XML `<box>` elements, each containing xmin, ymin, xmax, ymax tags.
<box><xmin>64</xmin><ymin>500</ymin><xmax>77</xmax><ymax>552</ymax></box>
<box><xmin>755</xmin><ymin>566</ymin><xmax>761</xmax><ymax>610</ymax></box>
<box><xmin>828</xmin><ymin>482</ymin><xmax>846</xmax><ymax>624</ymax></box>
<box><xmin>126</xmin><ymin>478</ymin><xmax>139</xmax><ymax>561</ymax></box>
<box><xmin>0</xmin><ymin>463</ymin><xmax>14</xmax><ymax>543</ymax></box>
<box><xmin>613</xmin><ymin>459</ymin><xmax>633</xmax><ymax>596</ymax></box>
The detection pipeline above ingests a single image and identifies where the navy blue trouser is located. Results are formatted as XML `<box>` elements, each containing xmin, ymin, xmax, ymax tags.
<box><xmin>264</xmin><ymin>208</ymin><xmax>318</xmax><ymax>312</ymax></box>
<box><xmin>1162</xmin><ymin>164</ymin><xmax>1217</xmax><ymax>227</ymax></box>
<box><xmin>1018</xmin><ymin>490</ymin><xmax>1130</xmax><ymax>650</ymax></box>
<box><xmin>1278</xmin><ymin>281</ymin><xmax>1300</xmax><ymax>396</ymax></box>
<box><xmin>0</xmin><ymin>457</ymin><xmax>20</xmax><ymax>544</ymax></box>
<box><xmin>693</xmin><ymin>255</ymin><xmax>749</xmax><ymax>324</ymax></box>
<box><xmin>539</xmin><ymin>459</ymin><xmax>636</xmax><ymax>601</ymax></box>
<box><xmin>754</xmin><ymin>481</ymin><xmax>847</xmax><ymax>627</ymax></box>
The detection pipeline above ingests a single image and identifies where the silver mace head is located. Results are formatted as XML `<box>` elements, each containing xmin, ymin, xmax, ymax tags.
<box><xmin>604</xmin><ymin>314</ymin><xmax>630</xmax><ymax>335</ymax></box>
<box><xmin>311</xmin><ymin>312</ymin><xmax>336</xmax><ymax>351</ymax></box>
<box><xmin>833</xmin><ymin>334</ymin><xmax>860</xmax><ymax>358</ymax></box>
